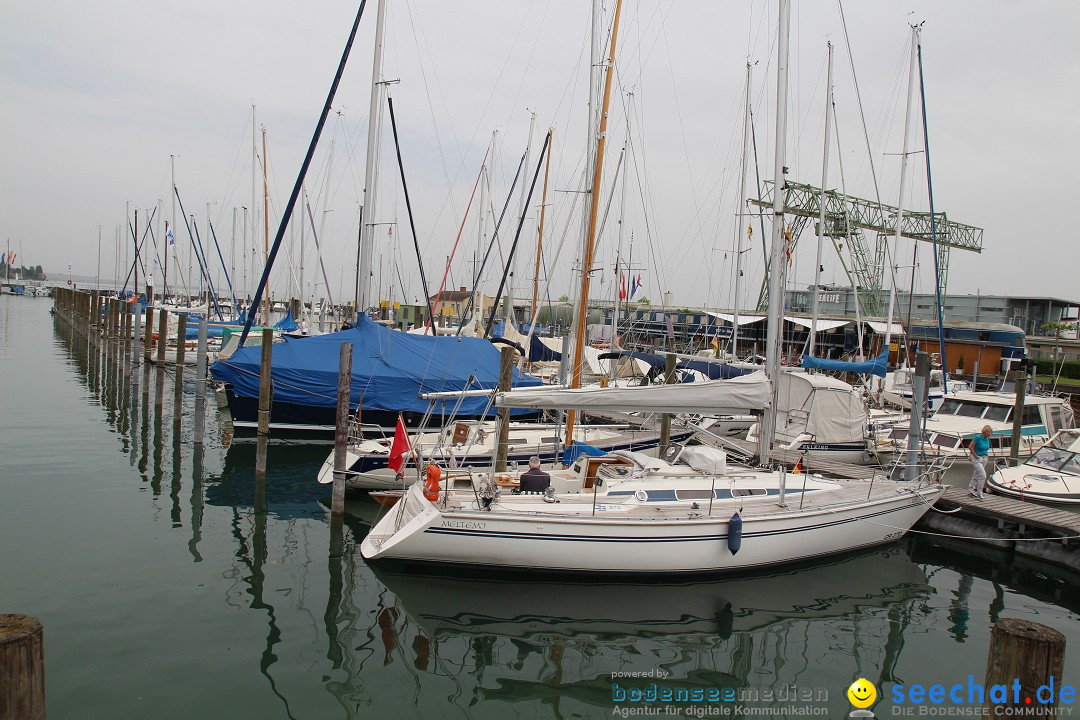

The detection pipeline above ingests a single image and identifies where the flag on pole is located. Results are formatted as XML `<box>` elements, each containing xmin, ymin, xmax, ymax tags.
<box><xmin>166</xmin><ymin>226</ymin><xmax>175</xmax><ymax>247</ymax></box>
<box><xmin>792</xmin><ymin>457</ymin><xmax>803</xmax><ymax>475</ymax></box>
<box><xmin>630</xmin><ymin>273</ymin><xmax>641</xmax><ymax>300</ymax></box>
<box><xmin>387</xmin><ymin>414</ymin><xmax>410</xmax><ymax>474</ymax></box>
<box><xmin>618</xmin><ymin>273</ymin><xmax>627</xmax><ymax>301</ymax></box>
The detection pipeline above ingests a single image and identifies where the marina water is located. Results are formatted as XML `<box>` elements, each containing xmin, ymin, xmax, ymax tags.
<box><xmin>2</xmin><ymin>295</ymin><xmax>1078</xmax><ymax>719</ymax></box>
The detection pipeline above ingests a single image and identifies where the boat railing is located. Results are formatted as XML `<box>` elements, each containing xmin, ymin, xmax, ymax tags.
<box><xmin>879</xmin><ymin>448</ymin><xmax>956</xmax><ymax>487</ymax></box>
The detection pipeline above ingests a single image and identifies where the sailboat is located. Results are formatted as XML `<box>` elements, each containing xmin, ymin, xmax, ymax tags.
<box><xmin>359</xmin><ymin>0</ymin><xmax>945</xmax><ymax>574</ymax></box>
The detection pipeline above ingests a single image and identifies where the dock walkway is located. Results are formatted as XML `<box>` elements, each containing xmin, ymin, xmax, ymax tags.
<box><xmin>934</xmin><ymin>486</ymin><xmax>1080</xmax><ymax>536</ymax></box>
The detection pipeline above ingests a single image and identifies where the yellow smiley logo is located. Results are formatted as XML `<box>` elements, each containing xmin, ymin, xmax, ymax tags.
<box><xmin>847</xmin><ymin>678</ymin><xmax>877</xmax><ymax>709</ymax></box>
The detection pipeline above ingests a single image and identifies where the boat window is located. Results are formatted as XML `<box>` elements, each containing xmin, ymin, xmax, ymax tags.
<box><xmin>983</xmin><ymin>405</ymin><xmax>1010</xmax><ymax>423</ymax></box>
<box><xmin>956</xmin><ymin>403</ymin><xmax>986</xmax><ymax>418</ymax></box>
<box><xmin>1059</xmin><ymin>455</ymin><xmax>1080</xmax><ymax>477</ymax></box>
<box><xmin>936</xmin><ymin>399</ymin><xmax>961</xmax><ymax>415</ymax></box>
<box><xmin>506</xmin><ymin>438</ymin><xmax>529</xmax><ymax>445</ymax></box>
<box><xmin>930</xmin><ymin>434</ymin><xmax>961</xmax><ymax>449</ymax></box>
<box><xmin>1050</xmin><ymin>430</ymin><xmax>1080</xmax><ymax>450</ymax></box>
<box><xmin>541</xmin><ymin>437</ymin><xmax>561</xmax><ymax>443</ymax></box>
<box><xmin>1050</xmin><ymin>407</ymin><xmax>1065</xmax><ymax>432</ymax></box>
<box><xmin>731</xmin><ymin>488</ymin><xmax>768</xmax><ymax>497</ymax></box>
<box><xmin>1022</xmin><ymin>406</ymin><xmax>1043</xmax><ymax>426</ymax></box>
<box><xmin>1030</xmin><ymin>445</ymin><xmax>1071</xmax><ymax>471</ymax></box>
<box><xmin>889</xmin><ymin>428</ymin><xmax>908</xmax><ymax>441</ymax></box>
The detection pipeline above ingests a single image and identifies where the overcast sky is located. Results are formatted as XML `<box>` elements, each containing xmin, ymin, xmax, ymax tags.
<box><xmin>2</xmin><ymin>1</ymin><xmax>1078</xmax><ymax>312</ymax></box>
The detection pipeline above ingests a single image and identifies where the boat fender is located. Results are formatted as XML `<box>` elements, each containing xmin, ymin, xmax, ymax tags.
<box><xmin>422</xmin><ymin>464</ymin><xmax>442</xmax><ymax>501</ymax></box>
<box><xmin>635</xmin><ymin>489</ymin><xmax>648</xmax><ymax>503</ymax></box>
<box><xmin>727</xmin><ymin>512</ymin><xmax>743</xmax><ymax>555</ymax></box>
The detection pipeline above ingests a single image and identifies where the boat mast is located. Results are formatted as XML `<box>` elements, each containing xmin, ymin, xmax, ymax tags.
<box><xmin>356</xmin><ymin>0</ymin><xmax>388</xmax><ymax>316</ymax></box>
<box><xmin>883</xmin><ymin>23</ymin><xmax>921</xmax><ymax>380</ymax></box>
<box><xmin>505</xmin><ymin>112</ymin><xmax>536</xmax><ymax>328</ymax></box>
<box><xmin>262</xmin><ymin>126</ymin><xmax>270</xmax><ymax>325</ymax></box>
<box><xmin>732</xmin><ymin>63</ymin><xmax>752</xmax><ymax>359</ymax></box>
<box><xmin>808</xmin><ymin>43</ymin><xmax>834</xmax><ymax>360</ymax></box>
<box><xmin>565</xmin><ymin>0</ymin><xmax>624</xmax><ymax>442</ymax></box>
<box><xmin>251</xmin><ymin>104</ymin><xmax>256</xmax><ymax>306</ymax></box>
<box><xmin>759</xmin><ymin>0</ymin><xmax>791</xmax><ymax>461</ymax></box>
<box><xmin>532</xmin><ymin>128</ymin><xmax>552</xmax><ymax>323</ymax></box>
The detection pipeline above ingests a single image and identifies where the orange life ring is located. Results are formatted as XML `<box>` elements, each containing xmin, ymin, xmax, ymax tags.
<box><xmin>422</xmin><ymin>464</ymin><xmax>442</xmax><ymax>501</ymax></box>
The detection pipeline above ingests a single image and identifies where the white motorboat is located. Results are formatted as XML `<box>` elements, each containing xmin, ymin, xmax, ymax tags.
<box><xmin>360</xmin><ymin>442</ymin><xmax>944</xmax><ymax>574</ymax></box>
<box><xmin>883</xmin><ymin>368</ymin><xmax>968</xmax><ymax>412</ymax></box>
<box><xmin>986</xmin><ymin>429</ymin><xmax>1080</xmax><ymax>504</ymax></box>
<box><xmin>876</xmin><ymin>390</ymin><xmax>1075</xmax><ymax>482</ymax></box>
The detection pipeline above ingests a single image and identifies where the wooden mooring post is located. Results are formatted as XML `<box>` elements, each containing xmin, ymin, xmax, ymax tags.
<box><xmin>985</xmin><ymin>618</ymin><xmax>1065</xmax><ymax>716</ymax></box>
<box><xmin>659</xmin><ymin>353</ymin><xmax>677</xmax><ymax>456</ymax></box>
<box><xmin>1010</xmin><ymin>362</ymin><xmax>1029</xmax><ymax>462</ymax></box>
<box><xmin>143</xmin><ymin>306</ymin><xmax>154</xmax><ymax>364</ymax></box>
<box><xmin>155</xmin><ymin>308</ymin><xmax>167</xmax><ymax>408</ymax></box>
<box><xmin>0</xmin><ymin>614</ymin><xmax>45</xmax><ymax>720</ymax></box>
<box><xmin>332</xmin><ymin>342</ymin><xmax>353</xmax><ymax>515</ymax></box>
<box><xmin>495</xmin><ymin>346</ymin><xmax>515</xmax><ymax>472</ymax></box>
<box><xmin>255</xmin><ymin>328</ymin><xmax>274</xmax><ymax>476</ymax></box>
<box><xmin>194</xmin><ymin>317</ymin><xmax>208</xmax><ymax>445</ymax></box>
<box><xmin>173</xmin><ymin>313</ymin><xmax>187</xmax><ymax>408</ymax></box>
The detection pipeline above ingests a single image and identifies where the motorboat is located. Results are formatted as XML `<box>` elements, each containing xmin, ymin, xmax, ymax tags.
<box><xmin>986</xmin><ymin>429</ymin><xmax>1080</xmax><ymax>504</ymax></box>
<box><xmin>876</xmin><ymin>390</ymin><xmax>1075</xmax><ymax>482</ymax></box>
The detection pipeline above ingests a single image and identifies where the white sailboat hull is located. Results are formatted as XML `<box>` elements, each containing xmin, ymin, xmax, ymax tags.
<box><xmin>361</xmin><ymin>481</ymin><xmax>942</xmax><ymax>574</ymax></box>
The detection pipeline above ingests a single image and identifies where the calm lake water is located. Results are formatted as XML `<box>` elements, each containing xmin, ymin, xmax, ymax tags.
<box><xmin>2</xmin><ymin>294</ymin><xmax>1078</xmax><ymax>719</ymax></box>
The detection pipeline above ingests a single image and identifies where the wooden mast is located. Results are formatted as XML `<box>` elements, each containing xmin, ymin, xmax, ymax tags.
<box><xmin>531</xmin><ymin>129</ymin><xmax>552</xmax><ymax>322</ymax></box>
<box><xmin>565</xmin><ymin>0</ymin><xmax>624</xmax><ymax>443</ymax></box>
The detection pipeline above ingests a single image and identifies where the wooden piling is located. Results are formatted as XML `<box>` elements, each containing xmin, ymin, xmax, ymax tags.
<box><xmin>155</xmin><ymin>308</ymin><xmax>168</xmax><ymax>408</ymax></box>
<box><xmin>143</xmin><ymin>307</ymin><xmax>154</xmax><ymax>363</ymax></box>
<box><xmin>194</xmin><ymin>317</ymin><xmax>208</xmax><ymax>445</ymax></box>
<box><xmin>984</xmin><ymin>618</ymin><xmax>1065</xmax><ymax>716</ymax></box>
<box><xmin>332</xmin><ymin>342</ymin><xmax>353</xmax><ymax>515</ymax></box>
<box><xmin>132</xmin><ymin>307</ymin><xmax>142</xmax><ymax>370</ymax></box>
<box><xmin>659</xmin><ymin>353</ymin><xmax>677</xmax><ymax>455</ymax></box>
<box><xmin>0</xmin><ymin>614</ymin><xmax>45</xmax><ymax>720</ymax></box>
<box><xmin>174</xmin><ymin>313</ymin><xmax>187</xmax><ymax>407</ymax></box>
<box><xmin>495</xmin><ymin>346</ymin><xmax>515</xmax><ymax>472</ymax></box>
<box><xmin>255</xmin><ymin>328</ymin><xmax>274</xmax><ymax>475</ymax></box>
<box><xmin>1010</xmin><ymin>366</ymin><xmax>1028</xmax><ymax>461</ymax></box>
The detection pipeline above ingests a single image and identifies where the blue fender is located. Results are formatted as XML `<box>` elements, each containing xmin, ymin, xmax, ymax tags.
<box><xmin>727</xmin><ymin>512</ymin><xmax>743</xmax><ymax>555</ymax></box>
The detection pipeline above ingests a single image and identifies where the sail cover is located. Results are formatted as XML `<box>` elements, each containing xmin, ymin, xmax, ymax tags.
<box><xmin>800</xmin><ymin>348</ymin><xmax>888</xmax><ymax>377</ymax></box>
<box><xmin>210</xmin><ymin>314</ymin><xmax>542</xmax><ymax>415</ymax></box>
<box><xmin>495</xmin><ymin>371</ymin><xmax>771</xmax><ymax>413</ymax></box>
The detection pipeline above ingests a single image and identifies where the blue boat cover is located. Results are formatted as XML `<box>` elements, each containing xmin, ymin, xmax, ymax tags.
<box><xmin>597</xmin><ymin>351</ymin><xmax>751</xmax><ymax>380</ymax></box>
<box><xmin>562</xmin><ymin>441</ymin><xmax>607</xmax><ymax>465</ymax></box>
<box><xmin>210</xmin><ymin>314</ymin><xmax>543</xmax><ymax>415</ymax></box>
<box><xmin>800</xmin><ymin>348</ymin><xmax>888</xmax><ymax>377</ymax></box>
<box><xmin>529</xmin><ymin>334</ymin><xmax>562</xmax><ymax>363</ymax></box>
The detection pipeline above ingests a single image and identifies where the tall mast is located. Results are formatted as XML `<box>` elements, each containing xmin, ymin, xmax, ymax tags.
<box><xmin>759</xmin><ymin>0</ymin><xmax>791</xmax><ymax>461</ymax></box>
<box><xmin>471</xmin><ymin>134</ymin><xmax>491</xmax><ymax>330</ymax></box>
<box><xmin>262</xmin><ymin>126</ymin><xmax>270</xmax><ymax>325</ymax></box>
<box><xmin>168</xmin><ymin>154</ymin><xmax>177</xmax><ymax>301</ymax></box>
<box><xmin>808</xmin><ymin>42</ymin><xmax>834</xmax><ymax>359</ymax></box>
<box><xmin>732</xmin><ymin>63</ymin><xmax>752</xmax><ymax>358</ymax></box>
<box><xmin>356</xmin><ymin>0</ymin><xmax>388</xmax><ymax>315</ymax></box>
<box><xmin>506</xmin><ymin>112</ymin><xmax>536</xmax><ymax>326</ymax></box>
<box><xmin>565</xmin><ymin>0</ymin><xmax>624</xmax><ymax>442</ymax></box>
<box><xmin>532</xmin><ymin>129</ymin><xmax>552</xmax><ymax>322</ymax></box>
<box><xmin>251</xmin><ymin>104</ymin><xmax>257</xmax><ymax>305</ymax></box>
<box><xmin>884</xmin><ymin>24</ymin><xmax>922</xmax><ymax>377</ymax></box>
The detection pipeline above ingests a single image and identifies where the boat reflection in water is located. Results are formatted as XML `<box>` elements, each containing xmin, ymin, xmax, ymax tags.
<box><xmin>367</xmin><ymin>544</ymin><xmax>931</xmax><ymax>716</ymax></box>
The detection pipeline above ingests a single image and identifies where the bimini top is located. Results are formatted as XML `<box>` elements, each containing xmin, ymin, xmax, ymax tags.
<box><xmin>210</xmin><ymin>314</ymin><xmax>542</xmax><ymax>415</ymax></box>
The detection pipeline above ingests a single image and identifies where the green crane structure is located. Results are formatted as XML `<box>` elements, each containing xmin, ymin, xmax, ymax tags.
<box><xmin>750</xmin><ymin>180</ymin><xmax>983</xmax><ymax>317</ymax></box>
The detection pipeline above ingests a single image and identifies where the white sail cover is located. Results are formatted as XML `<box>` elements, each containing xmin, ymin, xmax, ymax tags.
<box><xmin>495</xmin><ymin>371</ymin><xmax>771</xmax><ymax>413</ymax></box>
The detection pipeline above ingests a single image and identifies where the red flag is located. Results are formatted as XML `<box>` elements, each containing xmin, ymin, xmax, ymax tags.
<box><xmin>618</xmin><ymin>273</ymin><xmax>627</xmax><ymax>301</ymax></box>
<box><xmin>792</xmin><ymin>457</ymin><xmax>803</xmax><ymax>475</ymax></box>
<box><xmin>388</xmin><ymin>414</ymin><xmax>409</xmax><ymax>473</ymax></box>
